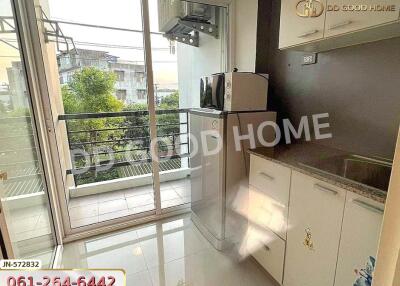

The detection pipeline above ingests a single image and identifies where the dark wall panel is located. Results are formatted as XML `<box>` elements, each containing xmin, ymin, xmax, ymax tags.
<box><xmin>257</xmin><ymin>0</ymin><xmax>400</xmax><ymax>159</ymax></box>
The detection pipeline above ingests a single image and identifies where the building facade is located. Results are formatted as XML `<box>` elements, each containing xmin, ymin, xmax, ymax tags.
<box><xmin>57</xmin><ymin>49</ymin><xmax>147</xmax><ymax>105</ymax></box>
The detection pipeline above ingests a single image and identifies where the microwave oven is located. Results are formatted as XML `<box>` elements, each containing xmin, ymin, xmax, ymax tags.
<box><xmin>200</xmin><ymin>72</ymin><xmax>269</xmax><ymax>112</ymax></box>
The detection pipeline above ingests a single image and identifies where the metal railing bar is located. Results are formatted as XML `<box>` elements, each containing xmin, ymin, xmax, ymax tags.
<box><xmin>0</xmin><ymin>147</ymin><xmax>38</xmax><ymax>154</ymax></box>
<box><xmin>0</xmin><ymin>116</ymin><xmax>31</xmax><ymax>123</ymax></box>
<box><xmin>58</xmin><ymin>109</ymin><xmax>189</xmax><ymax>120</ymax></box>
<box><xmin>71</xmin><ymin>142</ymin><xmax>188</xmax><ymax>158</ymax></box>
<box><xmin>0</xmin><ymin>134</ymin><xmax>35</xmax><ymax>140</ymax></box>
<box><xmin>69</xmin><ymin>133</ymin><xmax>187</xmax><ymax>146</ymax></box>
<box><xmin>66</xmin><ymin>122</ymin><xmax>187</xmax><ymax>134</ymax></box>
<box><xmin>67</xmin><ymin>153</ymin><xmax>190</xmax><ymax>175</ymax></box>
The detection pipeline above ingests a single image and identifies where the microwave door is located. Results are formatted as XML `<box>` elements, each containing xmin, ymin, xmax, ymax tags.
<box><xmin>211</xmin><ymin>75</ymin><xmax>224</xmax><ymax>110</ymax></box>
<box><xmin>201</xmin><ymin>77</ymin><xmax>213</xmax><ymax>109</ymax></box>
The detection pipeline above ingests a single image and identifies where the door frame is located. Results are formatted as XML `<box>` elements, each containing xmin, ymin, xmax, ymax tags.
<box><xmin>0</xmin><ymin>0</ymin><xmax>62</xmax><ymax>259</ymax></box>
<box><xmin>12</xmin><ymin>0</ymin><xmax>64</xmax><ymax>245</ymax></box>
<box><xmin>16</xmin><ymin>0</ymin><xmax>232</xmax><ymax>242</ymax></box>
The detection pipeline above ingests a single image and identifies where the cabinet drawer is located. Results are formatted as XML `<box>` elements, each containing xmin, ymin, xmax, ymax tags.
<box><xmin>248</xmin><ymin>185</ymin><xmax>288</xmax><ymax>239</ymax></box>
<box><xmin>284</xmin><ymin>171</ymin><xmax>346</xmax><ymax>286</ymax></box>
<box><xmin>249</xmin><ymin>155</ymin><xmax>291</xmax><ymax>208</ymax></box>
<box><xmin>247</xmin><ymin>225</ymin><xmax>286</xmax><ymax>285</ymax></box>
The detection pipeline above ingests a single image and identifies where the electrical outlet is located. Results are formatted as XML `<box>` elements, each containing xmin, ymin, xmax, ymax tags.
<box><xmin>303</xmin><ymin>53</ymin><xmax>318</xmax><ymax>65</ymax></box>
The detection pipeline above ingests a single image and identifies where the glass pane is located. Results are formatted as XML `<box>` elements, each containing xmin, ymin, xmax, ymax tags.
<box><xmin>149</xmin><ymin>0</ymin><xmax>228</xmax><ymax>209</ymax></box>
<box><xmin>41</xmin><ymin>0</ymin><xmax>156</xmax><ymax>228</ymax></box>
<box><xmin>0</xmin><ymin>0</ymin><xmax>56</xmax><ymax>266</ymax></box>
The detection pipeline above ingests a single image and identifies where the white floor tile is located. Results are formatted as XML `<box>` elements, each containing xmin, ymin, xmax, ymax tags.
<box><xmin>124</xmin><ymin>186</ymin><xmax>154</xmax><ymax>198</ymax></box>
<box><xmin>98</xmin><ymin>209</ymin><xmax>132</xmax><ymax>222</ymax></box>
<box><xmin>69</xmin><ymin>195</ymin><xmax>98</xmax><ymax>208</ymax></box>
<box><xmin>174</xmin><ymin>186</ymin><xmax>191</xmax><ymax>198</ymax></box>
<box><xmin>127</xmin><ymin>194</ymin><xmax>154</xmax><ymax>209</ymax></box>
<box><xmin>126</xmin><ymin>270</ymin><xmax>153</xmax><ymax>286</ymax></box>
<box><xmin>66</xmin><ymin>179</ymin><xmax>191</xmax><ymax>228</ymax></box>
<box><xmin>133</xmin><ymin>204</ymin><xmax>155</xmax><ymax>215</ymax></box>
<box><xmin>97</xmin><ymin>191</ymin><xmax>126</xmax><ymax>203</ymax></box>
<box><xmin>161</xmin><ymin>198</ymin><xmax>185</xmax><ymax>209</ymax></box>
<box><xmin>62</xmin><ymin>214</ymin><xmax>276</xmax><ymax>286</ymax></box>
<box><xmin>69</xmin><ymin>203</ymin><xmax>98</xmax><ymax>220</ymax></box>
<box><xmin>70</xmin><ymin>216</ymin><xmax>99</xmax><ymax>228</ymax></box>
<box><xmin>98</xmin><ymin>199</ymin><xmax>128</xmax><ymax>215</ymax></box>
<box><xmin>161</xmin><ymin>189</ymin><xmax>180</xmax><ymax>201</ymax></box>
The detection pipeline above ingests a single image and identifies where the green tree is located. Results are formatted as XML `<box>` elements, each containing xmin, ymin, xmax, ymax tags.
<box><xmin>63</xmin><ymin>67</ymin><xmax>123</xmax><ymax>113</ymax></box>
<box><xmin>61</xmin><ymin>67</ymin><xmax>124</xmax><ymax>184</ymax></box>
<box><xmin>159</xmin><ymin>91</ymin><xmax>179</xmax><ymax>109</ymax></box>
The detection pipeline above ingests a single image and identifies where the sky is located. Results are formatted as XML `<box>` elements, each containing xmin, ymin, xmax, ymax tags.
<box><xmin>0</xmin><ymin>0</ymin><xmax>179</xmax><ymax>88</ymax></box>
<box><xmin>0</xmin><ymin>0</ymin><xmax>20</xmax><ymax>83</ymax></box>
<box><xmin>46</xmin><ymin>0</ymin><xmax>179</xmax><ymax>88</ymax></box>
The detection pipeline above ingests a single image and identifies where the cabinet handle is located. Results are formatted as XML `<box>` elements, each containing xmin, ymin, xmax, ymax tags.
<box><xmin>314</xmin><ymin>184</ymin><xmax>338</xmax><ymax>196</ymax></box>
<box><xmin>258</xmin><ymin>172</ymin><xmax>275</xmax><ymax>181</ymax></box>
<box><xmin>353</xmin><ymin>199</ymin><xmax>384</xmax><ymax>214</ymax></box>
<box><xmin>298</xmin><ymin>29</ymin><xmax>319</xmax><ymax>38</ymax></box>
<box><xmin>264</xmin><ymin>245</ymin><xmax>270</xmax><ymax>251</ymax></box>
<box><xmin>329</xmin><ymin>20</ymin><xmax>353</xmax><ymax>30</ymax></box>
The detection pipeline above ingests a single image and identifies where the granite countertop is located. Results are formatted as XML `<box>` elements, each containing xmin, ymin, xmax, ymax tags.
<box><xmin>248</xmin><ymin>143</ymin><xmax>388</xmax><ymax>204</ymax></box>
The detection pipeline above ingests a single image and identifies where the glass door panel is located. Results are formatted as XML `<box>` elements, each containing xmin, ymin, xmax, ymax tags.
<box><xmin>149</xmin><ymin>0</ymin><xmax>228</xmax><ymax>210</ymax></box>
<box><xmin>39</xmin><ymin>0</ymin><xmax>157</xmax><ymax>229</ymax></box>
<box><xmin>0</xmin><ymin>0</ymin><xmax>56</xmax><ymax>266</ymax></box>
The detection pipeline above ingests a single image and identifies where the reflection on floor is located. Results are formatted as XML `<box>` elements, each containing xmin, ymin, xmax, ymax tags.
<box><xmin>8</xmin><ymin>204</ymin><xmax>55</xmax><ymax>267</ymax></box>
<box><xmin>61</xmin><ymin>214</ymin><xmax>276</xmax><ymax>286</ymax></box>
<box><xmin>68</xmin><ymin>178</ymin><xmax>191</xmax><ymax>228</ymax></box>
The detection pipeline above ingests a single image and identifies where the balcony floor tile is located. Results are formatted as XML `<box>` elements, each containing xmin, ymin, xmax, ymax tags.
<box><xmin>68</xmin><ymin>178</ymin><xmax>191</xmax><ymax>228</ymax></box>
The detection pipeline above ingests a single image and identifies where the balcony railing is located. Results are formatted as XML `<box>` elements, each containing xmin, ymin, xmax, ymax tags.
<box><xmin>0</xmin><ymin>116</ymin><xmax>44</xmax><ymax>198</ymax></box>
<box><xmin>58</xmin><ymin>109</ymin><xmax>190</xmax><ymax>187</ymax></box>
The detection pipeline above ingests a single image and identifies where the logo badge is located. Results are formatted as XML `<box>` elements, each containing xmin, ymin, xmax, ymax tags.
<box><xmin>296</xmin><ymin>0</ymin><xmax>325</xmax><ymax>18</ymax></box>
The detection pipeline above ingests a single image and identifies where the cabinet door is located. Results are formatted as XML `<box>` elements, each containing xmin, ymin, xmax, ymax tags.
<box><xmin>325</xmin><ymin>0</ymin><xmax>400</xmax><ymax>37</ymax></box>
<box><xmin>249</xmin><ymin>155</ymin><xmax>291</xmax><ymax>239</ymax></box>
<box><xmin>279</xmin><ymin>0</ymin><xmax>327</xmax><ymax>49</ymax></box>
<box><xmin>334</xmin><ymin>192</ymin><xmax>384</xmax><ymax>286</ymax></box>
<box><xmin>284</xmin><ymin>171</ymin><xmax>346</xmax><ymax>286</ymax></box>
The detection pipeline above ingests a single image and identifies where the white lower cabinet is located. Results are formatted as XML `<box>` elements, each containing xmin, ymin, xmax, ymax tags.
<box><xmin>283</xmin><ymin>171</ymin><xmax>346</xmax><ymax>286</ymax></box>
<box><xmin>246</xmin><ymin>224</ymin><xmax>286</xmax><ymax>284</ymax></box>
<box><xmin>248</xmin><ymin>156</ymin><xmax>385</xmax><ymax>286</ymax></box>
<box><xmin>334</xmin><ymin>192</ymin><xmax>384</xmax><ymax>286</ymax></box>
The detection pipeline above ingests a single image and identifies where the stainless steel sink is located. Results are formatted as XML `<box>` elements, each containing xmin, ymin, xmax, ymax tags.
<box><xmin>299</xmin><ymin>154</ymin><xmax>392</xmax><ymax>192</ymax></box>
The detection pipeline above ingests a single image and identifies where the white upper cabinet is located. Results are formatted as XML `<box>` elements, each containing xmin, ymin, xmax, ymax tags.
<box><xmin>284</xmin><ymin>171</ymin><xmax>346</xmax><ymax>286</ymax></box>
<box><xmin>279</xmin><ymin>0</ymin><xmax>400</xmax><ymax>51</ymax></box>
<box><xmin>279</xmin><ymin>0</ymin><xmax>327</xmax><ymax>49</ymax></box>
<box><xmin>325</xmin><ymin>0</ymin><xmax>400</xmax><ymax>37</ymax></box>
<box><xmin>334</xmin><ymin>192</ymin><xmax>384</xmax><ymax>286</ymax></box>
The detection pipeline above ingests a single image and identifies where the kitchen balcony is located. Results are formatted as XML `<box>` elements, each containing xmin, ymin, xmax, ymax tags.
<box><xmin>59</xmin><ymin>109</ymin><xmax>191</xmax><ymax>228</ymax></box>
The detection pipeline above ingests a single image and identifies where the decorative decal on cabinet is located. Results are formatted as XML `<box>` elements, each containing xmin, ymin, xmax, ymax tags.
<box><xmin>303</xmin><ymin>228</ymin><xmax>315</xmax><ymax>250</ymax></box>
<box><xmin>353</xmin><ymin>256</ymin><xmax>375</xmax><ymax>286</ymax></box>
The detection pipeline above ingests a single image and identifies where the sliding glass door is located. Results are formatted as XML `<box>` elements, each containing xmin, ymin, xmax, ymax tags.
<box><xmin>0</xmin><ymin>0</ymin><xmax>57</xmax><ymax>266</ymax></box>
<box><xmin>28</xmin><ymin>0</ymin><xmax>228</xmax><ymax>234</ymax></box>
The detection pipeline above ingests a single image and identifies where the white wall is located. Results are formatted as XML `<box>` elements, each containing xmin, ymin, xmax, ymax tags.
<box><xmin>374</xmin><ymin>128</ymin><xmax>400</xmax><ymax>286</ymax></box>
<box><xmin>234</xmin><ymin>0</ymin><xmax>258</xmax><ymax>72</ymax></box>
<box><xmin>177</xmin><ymin>6</ymin><xmax>227</xmax><ymax>109</ymax></box>
<box><xmin>177</xmin><ymin>0</ymin><xmax>259</xmax><ymax>109</ymax></box>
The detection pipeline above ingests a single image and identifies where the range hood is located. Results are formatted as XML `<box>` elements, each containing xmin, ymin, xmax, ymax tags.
<box><xmin>158</xmin><ymin>0</ymin><xmax>219</xmax><ymax>47</ymax></box>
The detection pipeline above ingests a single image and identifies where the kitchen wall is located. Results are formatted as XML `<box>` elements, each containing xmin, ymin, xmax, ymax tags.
<box><xmin>256</xmin><ymin>0</ymin><xmax>400</xmax><ymax>159</ymax></box>
<box><xmin>178</xmin><ymin>5</ymin><xmax>227</xmax><ymax>109</ymax></box>
<box><xmin>235</xmin><ymin>0</ymin><xmax>258</xmax><ymax>72</ymax></box>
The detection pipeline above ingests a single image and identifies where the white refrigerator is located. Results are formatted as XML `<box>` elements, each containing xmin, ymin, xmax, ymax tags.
<box><xmin>190</xmin><ymin>109</ymin><xmax>277</xmax><ymax>250</ymax></box>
